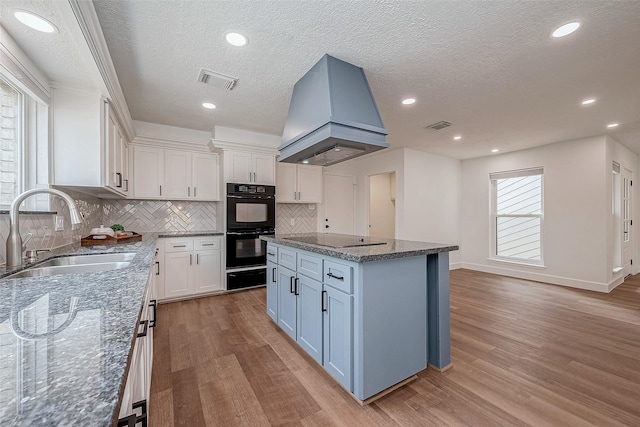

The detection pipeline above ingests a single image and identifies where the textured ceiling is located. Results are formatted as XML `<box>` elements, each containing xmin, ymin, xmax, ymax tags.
<box><xmin>4</xmin><ymin>1</ymin><xmax>640</xmax><ymax>160</ymax></box>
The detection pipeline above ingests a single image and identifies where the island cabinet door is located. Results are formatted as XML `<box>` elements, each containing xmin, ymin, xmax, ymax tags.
<box><xmin>266</xmin><ymin>260</ymin><xmax>278</xmax><ymax>322</ymax></box>
<box><xmin>296</xmin><ymin>275</ymin><xmax>323</xmax><ymax>364</ymax></box>
<box><xmin>323</xmin><ymin>285</ymin><xmax>353</xmax><ymax>392</ymax></box>
<box><xmin>277</xmin><ymin>266</ymin><xmax>297</xmax><ymax>340</ymax></box>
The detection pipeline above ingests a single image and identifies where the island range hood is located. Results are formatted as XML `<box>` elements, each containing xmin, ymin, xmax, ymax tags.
<box><xmin>279</xmin><ymin>54</ymin><xmax>389</xmax><ymax>166</ymax></box>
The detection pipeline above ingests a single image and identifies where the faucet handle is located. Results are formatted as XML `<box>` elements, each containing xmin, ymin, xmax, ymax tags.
<box><xmin>21</xmin><ymin>233</ymin><xmax>33</xmax><ymax>251</ymax></box>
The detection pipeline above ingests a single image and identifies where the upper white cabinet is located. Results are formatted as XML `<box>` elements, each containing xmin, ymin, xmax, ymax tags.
<box><xmin>52</xmin><ymin>89</ymin><xmax>130</xmax><ymax>197</ymax></box>
<box><xmin>132</xmin><ymin>145</ymin><xmax>220</xmax><ymax>201</ymax></box>
<box><xmin>276</xmin><ymin>164</ymin><xmax>323</xmax><ymax>203</ymax></box>
<box><xmin>224</xmin><ymin>150</ymin><xmax>276</xmax><ymax>185</ymax></box>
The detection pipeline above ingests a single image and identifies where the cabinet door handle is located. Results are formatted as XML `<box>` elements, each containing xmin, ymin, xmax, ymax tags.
<box><xmin>249</xmin><ymin>172</ymin><xmax>252</xmax><ymax>182</ymax></box>
<box><xmin>159</xmin><ymin>185</ymin><xmax>162</xmax><ymax>196</ymax></box>
<box><xmin>137</xmin><ymin>320</ymin><xmax>148</xmax><ymax>338</ymax></box>
<box><xmin>149</xmin><ymin>300</ymin><xmax>157</xmax><ymax>328</ymax></box>
<box><xmin>294</xmin><ymin>277</ymin><xmax>299</xmax><ymax>296</ymax></box>
<box><xmin>194</xmin><ymin>187</ymin><xmax>197</xmax><ymax>197</ymax></box>
<box><xmin>196</xmin><ymin>253</ymin><xmax>199</xmax><ymax>264</ymax></box>
<box><xmin>124</xmin><ymin>179</ymin><xmax>129</xmax><ymax>192</ymax></box>
<box><xmin>117</xmin><ymin>415</ymin><xmax>136</xmax><ymax>427</ymax></box>
<box><xmin>327</xmin><ymin>272</ymin><xmax>344</xmax><ymax>281</ymax></box>
<box><xmin>131</xmin><ymin>400</ymin><xmax>148</xmax><ymax>426</ymax></box>
<box><xmin>155</xmin><ymin>261</ymin><xmax>160</xmax><ymax>276</ymax></box>
<box><xmin>290</xmin><ymin>276</ymin><xmax>294</xmax><ymax>294</ymax></box>
<box><xmin>115</xmin><ymin>172</ymin><xmax>122</xmax><ymax>188</ymax></box>
<box><xmin>267</xmin><ymin>251</ymin><xmax>275</xmax><ymax>256</ymax></box>
<box><xmin>272</xmin><ymin>267</ymin><xmax>277</xmax><ymax>282</ymax></box>
<box><xmin>321</xmin><ymin>290</ymin><xmax>327</xmax><ymax>312</ymax></box>
<box><xmin>190</xmin><ymin>254</ymin><xmax>192</xmax><ymax>265</ymax></box>
<box><xmin>188</xmin><ymin>186</ymin><xmax>191</xmax><ymax>197</ymax></box>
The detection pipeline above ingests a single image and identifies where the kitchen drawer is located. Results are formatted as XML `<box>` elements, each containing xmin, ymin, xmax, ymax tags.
<box><xmin>297</xmin><ymin>252</ymin><xmax>323</xmax><ymax>282</ymax></box>
<box><xmin>266</xmin><ymin>244</ymin><xmax>278</xmax><ymax>263</ymax></box>
<box><xmin>323</xmin><ymin>259</ymin><xmax>353</xmax><ymax>294</ymax></box>
<box><xmin>278</xmin><ymin>247</ymin><xmax>297</xmax><ymax>271</ymax></box>
<box><xmin>195</xmin><ymin>236</ymin><xmax>221</xmax><ymax>250</ymax></box>
<box><xmin>164</xmin><ymin>238</ymin><xmax>194</xmax><ymax>253</ymax></box>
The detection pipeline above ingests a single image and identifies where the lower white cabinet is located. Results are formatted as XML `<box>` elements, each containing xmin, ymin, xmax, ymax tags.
<box><xmin>159</xmin><ymin>236</ymin><xmax>223</xmax><ymax>301</ymax></box>
<box><xmin>118</xmin><ymin>265</ymin><xmax>157</xmax><ymax>425</ymax></box>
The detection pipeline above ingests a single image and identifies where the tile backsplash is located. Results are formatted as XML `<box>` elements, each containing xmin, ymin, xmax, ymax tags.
<box><xmin>102</xmin><ymin>200</ymin><xmax>217</xmax><ymax>233</ymax></box>
<box><xmin>276</xmin><ymin>204</ymin><xmax>317</xmax><ymax>234</ymax></box>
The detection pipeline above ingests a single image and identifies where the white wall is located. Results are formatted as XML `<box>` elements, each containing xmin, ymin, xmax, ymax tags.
<box><xmin>460</xmin><ymin>135</ymin><xmax>617</xmax><ymax>291</ymax></box>
<box><xmin>369</xmin><ymin>173</ymin><xmax>395</xmax><ymax>238</ymax></box>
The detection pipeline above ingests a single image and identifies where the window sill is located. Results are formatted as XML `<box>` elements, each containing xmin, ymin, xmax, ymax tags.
<box><xmin>487</xmin><ymin>257</ymin><xmax>546</xmax><ymax>269</ymax></box>
<box><xmin>0</xmin><ymin>210</ymin><xmax>58</xmax><ymax>215</ymax></box>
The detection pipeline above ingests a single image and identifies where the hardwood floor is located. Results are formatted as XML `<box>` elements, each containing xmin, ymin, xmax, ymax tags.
<box><xmin>149</xmin><ymin>269</ymin><xmax>640</xmax><ymax>426</ymax></box>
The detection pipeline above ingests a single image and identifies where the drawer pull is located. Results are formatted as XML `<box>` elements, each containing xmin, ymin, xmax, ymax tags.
<box><xmin>202</xmin><ymin>243</ymin><xmax>215</xmax><ymax>246</ymax></box>
<box><xmin>267</xmin><ymin>252</ymin><xmax>276</xmax><ymax>256</ymax></box>
<box><xmin>327</xmin><ymin>272</ymin><xmax>344</xmax><ymax>281</ymax></box>
<box><xmin>173</xmin><ymin>245</ymin><xmax>186</xmax><ymax>248</ymax></box>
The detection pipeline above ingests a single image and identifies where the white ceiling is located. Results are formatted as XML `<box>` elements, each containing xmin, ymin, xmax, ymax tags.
<box><xmin>2</xmin><ymin>1</ymin><xmax>640</xmax><ymax>160</ymax></box>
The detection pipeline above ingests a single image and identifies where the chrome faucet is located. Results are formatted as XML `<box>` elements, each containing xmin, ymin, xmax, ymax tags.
<box><xmin>6</xmin><ymin>189</ymin><xmax>83</xmax><ymax>267</ymax></box>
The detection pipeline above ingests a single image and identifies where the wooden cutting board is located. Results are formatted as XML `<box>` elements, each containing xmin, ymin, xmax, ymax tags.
<box><xmin>81</xmin><ymin>232</ymin><xmax>142</xmax><ymax>246</ymax></box>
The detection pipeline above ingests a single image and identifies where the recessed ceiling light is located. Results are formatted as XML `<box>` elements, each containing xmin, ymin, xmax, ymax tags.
<box><xmin>402</xmin><ymin>98</ymin><xmax>416</xmax><ymax>105</ymax></box>
<box><xmin>552</xmin><ymin>22</ymin><xmax>580</xmax><ymax>38</ymax></box>
<box><xmin>581</xmin><ymin>98</ymin><xmax>596</xmax><ymax>105</ymax></box>
<box><xmin>491</xmin><ymin>148</ymin><xmax>499</xmax><ymax>153</ymax></box>
<box><xmin>453</xmin><ymin>135</ymin><xmax>462</xmax><ymax>141</ymax></box>
<box><xmin>607</xmin><ymin>123</ymin><xmax>619</xmax><ymax>128</ymax></box>
<box><xmin>302</xmin><ymin>160</ymin><xmax>309</xmax><ymax>164</ymax></box>
<box><xmin>225</xmin><ymin>32</ymin><xmax>248</xmax><ymax>47</ymax></box>
<box><xmin>14</xmin><ymin>10</ymin><xmax>58</xmax><ymax>33</ymax></box>
<box><xmin>202</xmin><ymin>102</ymin><xmax>216</xmax><ymax>109</ymax></box>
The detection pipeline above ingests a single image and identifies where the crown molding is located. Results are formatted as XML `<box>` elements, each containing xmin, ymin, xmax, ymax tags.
<box><xmin>67</xmin><ymin>0</ymin><xmax>135</xmax><ymax>142</ymax></box>
<box><xmin>209</xmin><ymin>139</ymin><xmax>280</xmax><ymax>155</ymax></box>
<box><xmin>132</xmin><ymin>136</ymin><xmax>213</xmax><ymax>153</ymax></box>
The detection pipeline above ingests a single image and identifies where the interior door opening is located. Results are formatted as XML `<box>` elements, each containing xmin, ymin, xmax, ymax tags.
<box><xmin>368</xmin><ymin>172</ymin><xmax>396</xmax><ymax>239</ymax></box>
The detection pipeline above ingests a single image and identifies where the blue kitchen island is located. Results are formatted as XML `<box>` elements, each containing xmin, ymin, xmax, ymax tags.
<box><xmin>260</xmin><ymin>233</ymin><xmax>458</xmax><ymax>403</ymax></box>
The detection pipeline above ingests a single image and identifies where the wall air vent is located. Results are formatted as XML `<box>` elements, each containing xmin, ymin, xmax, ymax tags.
<box><xmin>197</xmin><ymin>68</ymin><xmax>238</xmax><ymax>91</ymax></box>
<box><xmin>425</xmin><ymin>121</ymin><xmax>452</xmax><ymax>130</ymax></box>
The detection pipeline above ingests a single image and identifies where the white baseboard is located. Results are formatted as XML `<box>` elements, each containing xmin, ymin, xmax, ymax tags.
<box><xmin>449</xmin><ymin>262</ymin><xmax>462</xmax><ymax>270</ymax></box>
<box><xmin>460</xmin><ymin>262</ymin><xmax>620</xmax><ymax>293</ymax></box>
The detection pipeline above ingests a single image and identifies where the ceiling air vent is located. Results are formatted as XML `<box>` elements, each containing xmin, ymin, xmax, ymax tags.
<box><xmin>425</xmin><ymin>121</ymin><xmax>452</xmax><ymax>131</ymax></box>
<box><xmin>197</xmin><ymin>68</ymin><xmax>238</xmax><ymax>91</ymax></box>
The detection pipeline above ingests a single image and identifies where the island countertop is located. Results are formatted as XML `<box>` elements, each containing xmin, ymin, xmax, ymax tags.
<box><xmin>0</xmin><ymin>233</ymin><xmax>160</xmax><ymax>426</ymax></box>
<box><xmin>260</xmin><ymin>233</ymin><xmax>459</xmax><ymax>263</ymax></box>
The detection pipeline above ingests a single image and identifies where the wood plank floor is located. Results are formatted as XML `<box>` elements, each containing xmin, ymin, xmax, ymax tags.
<box><xmin>149</xmin><ymin>269</ymin><xmax>640</xmax><ymax>426</ymax></box>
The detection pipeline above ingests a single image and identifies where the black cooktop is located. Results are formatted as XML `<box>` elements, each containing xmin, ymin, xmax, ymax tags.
<box><xmin>282</xmin><ymin>234</ymin><xmax>387</xmax><ymax>248</ymax></box>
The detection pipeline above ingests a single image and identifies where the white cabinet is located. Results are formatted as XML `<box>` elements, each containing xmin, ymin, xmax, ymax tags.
<box><xmin>132</xmin><ymin>146</ymin><xmax>220</xmax><ymax>200</ymax></box>
<box><xmin>159</xmin><ymin>236</ymin><xmax>223</xmax><ymax>301</ymax></box>
<box><xmin>118</xmin><ymin>266</ymin><xmax>156</xmax><ymax>425</ymax></box>
<box><xmin>225</xmin><ymin>150</ymin><xmax>276</xmax><ymax>185</ymax></box>
<box><xmin>52</xmin><ymin>89</ymin><xmax>130</xmax><ymax>197</ymax></box>
<box><xmin>276</xmin><ymin>163</ymin><xmax>323</xmax><ymax>203</ymax></box>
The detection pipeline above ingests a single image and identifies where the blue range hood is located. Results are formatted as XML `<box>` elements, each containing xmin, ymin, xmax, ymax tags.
<box><xmin>279</xmin><ymin>54</ymin><xmax>389</xmax><ymax>166</ymax></box>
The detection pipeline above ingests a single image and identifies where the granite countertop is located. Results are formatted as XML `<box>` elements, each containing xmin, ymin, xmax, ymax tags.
<box><xmin>158</xmin><ymin>230</ymin><xmax>224</xmax><ymax>238</ymax></box>
<box><xmin>261</xmin><ymin>233</ymin><xmax>459</xmax><ymax>263</ymax></box>
<box><xmin>0</xmin><ymin>233</ymin><xmax>161</xmax><ymax>426</ymax></box>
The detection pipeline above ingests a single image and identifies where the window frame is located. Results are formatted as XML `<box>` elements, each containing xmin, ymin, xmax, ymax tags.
<box><xmin>489</xmin><ymin>167</ymin><xmax>545</xmax><ymax>267</ymax></box>
<box><xmin>0</xmin><ymin>75</ymin><xmax>26</xmax><ymax>209</ymax></box>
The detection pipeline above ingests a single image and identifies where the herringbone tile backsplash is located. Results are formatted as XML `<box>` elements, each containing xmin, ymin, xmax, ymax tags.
<box><xmin>103</xmin><ymin>200</ymin><xmax>218</xmax><ymax>233</ymax></box>
<box><xmin>276</xmin><ymin>204</ymin><xmax>317</xmax><ymax>234</ymax></box>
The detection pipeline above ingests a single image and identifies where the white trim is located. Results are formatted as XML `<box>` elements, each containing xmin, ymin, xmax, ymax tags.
<box><xmin>462</xmin><ymin>262</ymin><xmax>618</xmax><ymax>293</ymax></box>
<box><xmin>449</xmin><ymin>262</ymin><xmax>462</xmax><ymax>270</ymax></box>
<box><xmin>0</xmin><ymin>26</ymin><xmax>49</xmax><ymax>103</ymax></box>
<box><xmin>133</xmin><ymin>136</ymin><xmax>214</xmax><ymax>153</ymax></box>
<box><xmin>67</xmin><ymin>0</ymin><xmax>135</xmax><ymax>142</ymax></box>
<box><xmin>487</xmin><ymin>257</ymin><xmax>546</xmax><ymax>268</ymax></box>
<box><xmin>209</xmin><ymin>140</ymin><xmax>279</xmax><ymax>156</ymax></box>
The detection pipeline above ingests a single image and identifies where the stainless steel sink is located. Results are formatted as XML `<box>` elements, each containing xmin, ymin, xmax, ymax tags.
<box><xmin>36</xmin><ymin>252</ymin><xmax>136</xmax><ymax>267</ymax></box>
<box><xmin>7</xmin><ymin>261</ymin><xmax>132</xmax><ymax>279</ymax></box>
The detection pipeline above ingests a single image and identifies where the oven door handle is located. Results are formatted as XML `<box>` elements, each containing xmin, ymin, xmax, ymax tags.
<box><xmin>227</xmin><ymin>231</ymin><xmax>260</xmax><ymax>236</ymax></box>
<box><xmin>227</xmin><ymin>194</ymin><xmax>275</xmax><ymax>200</ymax></box>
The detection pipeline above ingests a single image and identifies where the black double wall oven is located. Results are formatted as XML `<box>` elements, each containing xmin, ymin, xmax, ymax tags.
<box><xmin>226</xmin><ymin>183</ymin><xmax>275</xmax><ymax>290</ymax></box>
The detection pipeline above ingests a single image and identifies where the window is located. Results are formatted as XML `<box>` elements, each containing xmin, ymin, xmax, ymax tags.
<box><xmin>0</xmin><ymin>77</ymin><xmax>23</xmax><ymax>206</ymax></box>
<box><xmin>490</xmin><ymin>168</ymin><xmax>543</xmax><ymax>265</ymax></box>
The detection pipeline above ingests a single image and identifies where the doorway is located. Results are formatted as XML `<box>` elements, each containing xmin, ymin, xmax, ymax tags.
<box><xmin>368</xmin><ymin>172</ymin><xmax>395</xmax><ymax>238</ymax></box>
<box><xmin>323</xmin><ymin>173</ymin><xmax>356</xmax><ymax>235</ymax></box>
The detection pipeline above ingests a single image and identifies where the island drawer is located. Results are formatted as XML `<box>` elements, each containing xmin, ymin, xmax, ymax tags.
<box><xmin>164</xmin><ymin>238</ymin><xmax>194</xmax><ymax>252</ymax></box>
<box><xmin>278</xmin><ymin>247</ymin><xmax>297</xmax><ymax>271</ymax></box>
<box><xmin>297</xmin><ymin>253</ymin><xmax>323</xmax><ymax>282</ymax></box>
<box><xmin>195</xmin><ymin>237</ymin><xmax>221</xmax><ymax>250</ymax></box>
<box><xmin>323</xmin><ymin>260</ymin><xmax>353</xmax><ymax>293</ymax></box>
<box><xmin>266</xmin><ymin>244</ymin><xmax>278</xmax><ymax>263</ymax></box>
